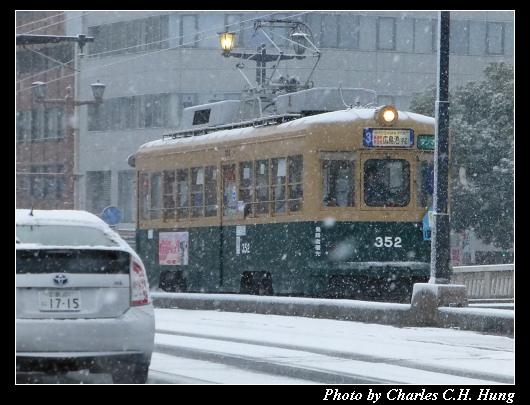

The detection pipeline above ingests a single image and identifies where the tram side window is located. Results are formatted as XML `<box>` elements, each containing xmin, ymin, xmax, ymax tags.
<box><xmin>204</xmin><ymin>166</ymin><xmax>218</xmax><ymax>217</ymax></box>
<box><xmin>322</xmin><ymin>160</ymin><xmax>355</xmax><ymax>207</ymax></box>
<box><xmin>364</xmin><ymin>159</ymin><xmax>410</xmax><ymax>207</ymax></box>
<box><xmin>239</xmin><ymin>161</ymin><xmax>253</xmax><ymax>215</ymax></box>
<box><xmin>271</xmin><ymin>157</ymin><xmax>287</xmax><ymax>213</ymax></box>
<box><xmin>177</xmin><ymin>168</ymin><xmax>190</xmax><ymax>219</ymax></box>
<box><xmin>139</xmin><ymin>173</ymin><xmax>150</xmax><ymax>221</ymax></box>
<box><xmin>417</xmin><ymin>161</ymin><xmax>434</xmax><ymax>208</ymax></box>
<box><xmin>255</xmin><ymin>159</ymin><xmax>269</xmax><ymax>214</ymax></box>
<box><xmin>161</xmin><ymin>166</ymin><xmax>217</xmax><ymax>221</ymax></box>
<box><xmin>191</xmin><ymin>167</ymin><xmax>204</xmax><ymax>218</ymax></box>
<box><xmin>163</xmin><ymin>170</ymin><xmax>176</xmax><ymax>220</ymax></box>
<box><xmin>150</xmin><ymin>172</ymin><xmax>162</xmax><ymax>219</ymax></box>
<box><xmin>288</xmin><ymin>155</ymin><xmax>303</xmax><ymax>212</ymax></box>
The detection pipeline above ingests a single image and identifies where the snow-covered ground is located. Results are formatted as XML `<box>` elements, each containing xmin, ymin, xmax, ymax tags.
<box><xmin>150</xmin><ymin>308</ymin><xmax>514</xmax><ymax>384</ymax></box>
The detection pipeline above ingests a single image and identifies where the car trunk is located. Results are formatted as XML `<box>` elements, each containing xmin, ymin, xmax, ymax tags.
<box><xmin>16</xmin><ymin>249</ymin><xmax>132</xmax><ymax>319</ymax></box>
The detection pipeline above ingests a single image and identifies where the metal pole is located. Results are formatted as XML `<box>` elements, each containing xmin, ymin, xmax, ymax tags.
<box><xmin>430</xmin><ymin>11</ymin><xmax>451</xmax><ymax>284</ymax></box>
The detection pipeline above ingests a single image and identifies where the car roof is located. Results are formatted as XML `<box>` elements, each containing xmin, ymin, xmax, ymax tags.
<box><xmin>16</xmin><ymin>209</ymin><xmax>107</xmax><ymax>230</ymax></box>
<box><xmin>15</xmin><ymin>209</ymin><xmax>140</xmax><ymax>259</ymax></box>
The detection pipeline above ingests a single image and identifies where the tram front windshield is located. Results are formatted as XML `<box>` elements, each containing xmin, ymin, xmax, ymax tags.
<box><xmin>364</xmin><ymin>159</ymin><xmax>410</xmax><ymax>207</ymax></box>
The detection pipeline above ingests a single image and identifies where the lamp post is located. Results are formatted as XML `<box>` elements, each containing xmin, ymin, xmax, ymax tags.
<box><xmin>31</xmin><ymin>80</ymin><xmax>105</xmax><ymax>209</ymax></box>
<box><xmin>411</xmin><ymin>11</ymin><xmax>467</xmax><ymax>317</ymax></box>
<box><xmin>218</xmin><ymin>21</ymin><xmax>313</xmax><ymax>89</ymax></box>
<box><xmin>430</xmin><ymin>11</ymin><xmax>451</xmax><ymax>284</ymax></box>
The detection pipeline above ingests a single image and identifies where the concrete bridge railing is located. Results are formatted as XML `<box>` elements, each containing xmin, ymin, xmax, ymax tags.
<box><xmin>452</xmin><ymin>264</ymin><xmax>514</xmax><ymax>299</ymax></box>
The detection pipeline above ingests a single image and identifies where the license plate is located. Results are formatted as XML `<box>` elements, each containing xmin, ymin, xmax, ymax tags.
<box><xmin>39</xmin><ymin>290</ymin><xmax>81</xmax><ymax>312</ymax></box>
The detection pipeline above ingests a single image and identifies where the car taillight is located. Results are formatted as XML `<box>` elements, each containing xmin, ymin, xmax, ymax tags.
<box><xmin>130</xmin><ymin>260</ymin><xmax>150</xmax><ymax>306</ymax></box>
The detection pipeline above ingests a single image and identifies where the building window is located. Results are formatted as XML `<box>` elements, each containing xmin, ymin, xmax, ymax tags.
<box><xmin>181</xmin><ymin>14</ymin><xmax>198</xmax><ymax>47</ymax></box>
<box><xmin>339</xmin><ymin>14</ymin><xmax>360</xmax><ymax>50</ymax></box>
<box><xmin>487</xmin><ymin>22</ymin><xmax>505</xmax><ymax>55</ymax></box>
<box><xmin>118</xmin><ymin>170</ymin><xmax>135</xmax><ymax>223</ymax></box>
<box><xmin>86</xmin><ymin>170</ymin><xmax>111</xmax><ymax>214</ymax></box>
<box><xmin>414</xmin><ymin>19</ymin><xmax>435</xmax><ymax>53</ymax></box>
<box><xmin>88</xmin><ymin>94</ymin><xmax>168</xmax><ymax>132</ymax></box>
<box><xmin>19</xmin><ymin>165</ymin><xmax>65</xmax><ymax>201</ymax></box>
<box><xmin>16</xmin><ymin>44</ymin><xmax>72</xmax><ymax>74</ymax></box>
<box><xmin>16</xmin><ymin>110</ymin><xmax>31</xmax><ymax>141</ymax></box>
<box><xmin>451</xmin><ymin>20</ymin><xmax>469</xmax><ymax>54</ymax></box>
<box><xmin>88</xmin><ymin>14</ymin><xmax>168</xmax><ymax>57</ymax></box>
<box><xmin>17</xmin><ymin>107</ymin><xmax>64</xmax><ymax>141</ymax></box>
<box><xmin>321</xmin><ymin>13</ymin><xmax>339</xmax><ymax>48</ymax></box>
<box><xmin>377</xmin><ymin>17</ymin><xmax>396</xmax><ymax>51</ymax></box>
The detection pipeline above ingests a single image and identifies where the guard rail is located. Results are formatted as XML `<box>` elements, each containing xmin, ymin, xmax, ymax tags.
<box><xmin>452</xmin><ymin>264</ymin><xmax>514</xmax><ymax>299</ymax></box>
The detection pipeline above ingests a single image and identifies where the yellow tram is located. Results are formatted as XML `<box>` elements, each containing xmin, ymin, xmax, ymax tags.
<box><xmin>134</xmin><ymin>105</ymin><xmax>435</xmax><ymax>301</ymax></box>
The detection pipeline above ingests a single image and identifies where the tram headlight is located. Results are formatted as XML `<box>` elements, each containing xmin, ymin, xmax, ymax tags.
<box><xmin>383</xmin><ymin>109</ymin><xmax>396</xmax><ymax>123</ymax></box>
<box><xmin>376</xmin><ymin>105</ymin><xmax>398</xmax><ymax>126</ymax></box>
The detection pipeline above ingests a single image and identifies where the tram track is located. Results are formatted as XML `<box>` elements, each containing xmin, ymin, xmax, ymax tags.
<box><xmin>154</xmin><ymin>339</ymin><xmax>390</xmax><ymax>384</ymax></box>
<box><xmin>154</xmin><ymin>329</ymin><xmax>513</xmax><ymax>384</ymax></box>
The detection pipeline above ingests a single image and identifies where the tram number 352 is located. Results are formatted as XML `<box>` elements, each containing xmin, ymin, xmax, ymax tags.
<box><xmin>374</xmin><ymin>236</ymin><xmax>402</xmax><ymax>248</ymax></box>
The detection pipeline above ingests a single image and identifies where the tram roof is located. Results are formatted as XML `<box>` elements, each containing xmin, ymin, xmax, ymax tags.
<box><xmin>137</xmin><ymin>107</ymin><xmax>434</xmax><ymax>155</ymax></box>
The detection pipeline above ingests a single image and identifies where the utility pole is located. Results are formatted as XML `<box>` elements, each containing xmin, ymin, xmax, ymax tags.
<box><xmin>430</xmin><ymin>10</ymin><xmax>452</xmax><ymax>284</ymax></box>
<box><xmin>411</xmin><ymin>11</ymin><xmax>467</xmax><ymax>318</ymax></box>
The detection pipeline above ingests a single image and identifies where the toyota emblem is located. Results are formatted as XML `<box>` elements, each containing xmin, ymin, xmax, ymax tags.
<box><xmin>52</xmin><ymin>274</ymin><xmax>69</xmax><ymax>287</ymax></box>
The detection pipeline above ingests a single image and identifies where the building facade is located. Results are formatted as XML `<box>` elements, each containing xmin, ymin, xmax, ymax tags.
<box><xmin>18</xmin><ymin>11</ymin><xmax>514</xmax><ymax>234</ymax></box>
<box><xmin>16</xmin><ymin>11</ymin><xmax>78</xmax><ymax>210</ymax></box>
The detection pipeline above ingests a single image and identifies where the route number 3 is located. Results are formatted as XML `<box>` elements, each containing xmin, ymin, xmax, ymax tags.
<box><xmin>374</xmin><ymin>236</ymin><xmax>402</xmax><ymax>248</ymax></box>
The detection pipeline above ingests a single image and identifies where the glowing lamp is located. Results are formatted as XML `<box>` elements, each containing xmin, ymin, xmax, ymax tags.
<box><xmin>219</xmin><ymin>31</ymin><xmax>236</xmax><ymax>55</ymax></box>
<box><xmin>376</xmin><ymin>105</ymin><xmax>398</xmax><ymax>126</ymax></box>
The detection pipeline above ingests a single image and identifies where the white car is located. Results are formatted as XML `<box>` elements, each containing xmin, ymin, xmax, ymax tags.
<box><xmin>16</xmin><ymin>209</ymin><xmax>155</xmax><ymax>384</ymax></box>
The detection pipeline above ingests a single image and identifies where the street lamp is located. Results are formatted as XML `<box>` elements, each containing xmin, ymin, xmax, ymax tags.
<box><xmin>291</xmin><ymin>28</ymin><xmax>308</xmax><ymax>55</ymax></box>
<box><xmin>29</xmin><ymin>80</ymin><xmax>105</xmax><ymax>210</ymax></box>
<box><xmin>219</xmin><ymin>30</ymin><xmax>236</xmax><ymax>56</ymax></box>
<box><xmin>90</xmin><ymin>81</ymin><xmax>106</xmax><ymax>103</ymax></box>
<box><xmin>217</xmin><ymin>19</ymin><xmax>320</xmax><ymax>91</ymax></box>
<box><xmin>31</xmin><ymin>81</ymin><xmax>46</xmax><ymax>100</ymax></box>
<box><xmin>31</xmin><ymin>80</ymin><xmax>106</xmax><ymax>105</ymax></box>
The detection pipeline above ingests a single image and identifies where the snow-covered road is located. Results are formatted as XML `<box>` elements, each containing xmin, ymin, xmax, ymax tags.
<box><xmin>149</xmin><ymin>308</ymin><xmax>514</xmax><ymax>384</ymax></box>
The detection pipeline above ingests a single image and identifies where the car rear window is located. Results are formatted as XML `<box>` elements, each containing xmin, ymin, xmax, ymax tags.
<box><xmin>16</xmin><ymin>225</ymin><xmax>119</xmax><ymax>247</ymax></box>
<box><xmin>16</xmin><ymin>249</ymin><xmax>131</xmax><ymax>275</ymax></box>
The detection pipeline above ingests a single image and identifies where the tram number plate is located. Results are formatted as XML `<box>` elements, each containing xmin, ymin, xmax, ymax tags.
<box><xmin>39</xmin><ymin>290</ymin><xmax>81</xmax><ymax>312</ymax></box>
<box><xmin>364</xmin><ymin>129</ymin><xmax>413</xmax><ymax>147</ymax></box>
<box><xmin>374</xmin><ymin>236</ymin><xmax>402</xmax><ymax>248</ymax></box>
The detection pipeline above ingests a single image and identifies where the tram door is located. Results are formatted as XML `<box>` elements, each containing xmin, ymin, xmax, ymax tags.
<box><xmin>222</xmin><ymin>164</ymin><xmax>237</xmax><ymax>216</ymax></box>
<box><xmin>219</xmin><ymin>163</ymin><xmax>237</xmax><ymax>289</ymax></box>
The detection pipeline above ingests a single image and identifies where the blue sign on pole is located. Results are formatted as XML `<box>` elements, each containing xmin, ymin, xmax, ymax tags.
<box><xmin>422</xmin><ymin>205</ymin><xmax>433</xmax><ymax>241</ymax></box>
<box><xmin>101</xmin><ymin>206</ymin><xmax>121</xmax><ymax>226</ymax></box>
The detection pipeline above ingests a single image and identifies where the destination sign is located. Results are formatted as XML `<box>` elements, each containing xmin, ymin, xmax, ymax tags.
<box><xmin>363</xmin><ymin>128</ymin><xmax>414</xmax><ymax>148</ymax></box>
<box><xmin>417</xmin><ymin>134</ymin><xmax>435</xmax><ymax>150</ymax></box>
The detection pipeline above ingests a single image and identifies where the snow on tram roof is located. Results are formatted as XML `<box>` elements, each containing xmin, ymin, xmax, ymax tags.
<box><xmin>138</xmin><ymin>107</ymin><xmax>434</xmax><ymax>151</ymax></box>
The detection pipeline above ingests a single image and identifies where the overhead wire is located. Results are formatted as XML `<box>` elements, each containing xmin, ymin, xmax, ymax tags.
<box><xmin>16</xmin><ymin>11</ymin><xmax>69</xmax><ymax>32</ymax></box>
<box><xmin>16</xmin><ymin>11</ymin><xmax>312</xmax><ymax>94</ymax></box>
<box><xmin>16</xmin><ymin>11</ymin><xmax>97</xmax><ymax>35</ymax></box>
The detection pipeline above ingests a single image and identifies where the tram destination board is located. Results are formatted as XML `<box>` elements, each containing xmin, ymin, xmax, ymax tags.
<box><xmin>363</xmin><ymin>128</ymin><xmax>413</xmax><ymax>148</ymax></box>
